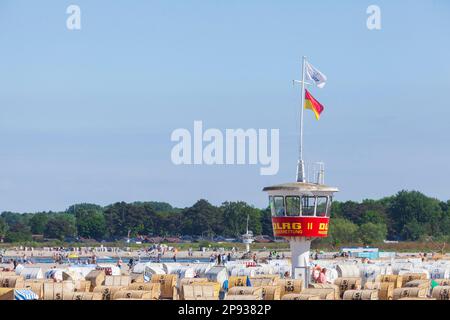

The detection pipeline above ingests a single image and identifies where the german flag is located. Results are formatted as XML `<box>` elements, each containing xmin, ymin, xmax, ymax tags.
<box><xmin>304</xmin><ymin>89</ymin><xmax>324</xmax><ymax>120</ymax></box>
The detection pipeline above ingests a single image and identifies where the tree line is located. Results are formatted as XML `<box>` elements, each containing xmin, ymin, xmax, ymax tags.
<box><xmin>0</xmin><ymin>190</ymin><xmax>449</xmax><ymax>246</ymax></box>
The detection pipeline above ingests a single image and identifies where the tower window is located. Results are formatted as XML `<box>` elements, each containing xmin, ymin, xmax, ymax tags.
<box><xmin>270</xmin><ymin>196</ymin><xmax>285</xmax><ymax>217</ymax></box>
<box><xmin>316</xmin><ymin>197</ymin><xmax>328</xmax><ymax>217</ymax></box>
<box><xmin>286</xmin><ymin>196</ymin><xmax>300</xmax><ymax>216</ymax></box>
<box><xmin>301</xmin><ymin>196</ymin><xmax>315</xmax><ymax>216</ymax></box>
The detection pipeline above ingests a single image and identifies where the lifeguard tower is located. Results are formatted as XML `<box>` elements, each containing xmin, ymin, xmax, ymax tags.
<box><xmin>263</xmin><ymin>57</ymin><xmax>338</xmax><ymax>287</ymax></box>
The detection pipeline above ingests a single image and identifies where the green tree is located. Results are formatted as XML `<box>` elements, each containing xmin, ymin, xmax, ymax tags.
<box><xmin>330</xmin><ymin>201</ymin><xmax>343</xmax><ymax>218</ymax></box>
<box><xmin>29</xmin><ymin>213</ymin><xmax>49</xmax><ymax>234</ymax></box>
<box><xmin>402</xmin><ymin>219</ymin><xmax>427</xmax><ymax>241</ymax></box>
<box><xmin>5</xmin><ymin>222</ymin><xmax>32</xmax><ymax>242</ymax></box>
<box><xmin>67</xmin><ymin>203</ymin><xmax>103</xmax><ymax>215</ymax></box>
<box><xmin>329</xmin><ymin>218</ymin><xmax>359</xmax><ymax>246</ymax></box>
<box><xmin>44</xmin><ymin>215</ymin><xmax>77</xmax><ymax>240</ymax></box>
<box><xmin>360</xmin><ymin>210</ymin><xmax>386</xmax><ymax>225</ymax></box>
<box><xmin>221</xmin><ymin>201</ymin><xmax>262</xmax><ymax>237</ymax></box>
<box><xmin>260</xmin><ymin>207</ymin><xmax>273</xmax><ymax>236</ymax></box>
<box><xmin>181</xmin><ymin>200</ymin><xmax>223</xmax><ymax>236</ymax></box>
<box><xmin>152</xmin><ymin>211</ymin><xmax>182</xmax><ymax>236</ymax></box>
<box><xmin>0</xmin><ymin>212</ymin><xmax>24</xmax><ymax>226</ymax></box>
<box><xmin>76</xmin><ymin>209</ymin><xmax>107</xmax><ymax>239</ymax></box>
<box><xmin>337</xmin><ymin>201</ymin><xmax>365</xmax><ymax>224</ymax></box>
<box><xmin>358</xmin><ymin>222</ymin><xmax>387</xmax><ymax>245</ymax></box>
<box><xmin>438</xmin><ymin>201</ymin><xmax>450</xmax><ymax>236</ymax></box>
<box><xmin>0</xmin><ymin>217</ymin><xmax>8</xmax><ymax>242</ymax></box>
<box><xmin>440</xmin><ymin>215</ymin><xmax>450</xmax><ymax>237</ymax></box>
<box><xmin>104</xmin><ymin>202</ymin><xmax>155</xmax><ymax>238</ymax></box>
<box><xmin>388</xmin><ymin>190</ymin><xmax>443</xmax><ymax>240</ymax></box>
<box><xmin>133</xmin><ymin>201</ymin><xmax>177</xmax><ymax>213</ymax></box>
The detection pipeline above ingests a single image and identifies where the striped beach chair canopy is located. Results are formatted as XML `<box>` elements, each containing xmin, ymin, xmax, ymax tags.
<box><xmin>14</xmin><ymin>289</ymin><xmax>39</xmax><ymax>300</ymax></box>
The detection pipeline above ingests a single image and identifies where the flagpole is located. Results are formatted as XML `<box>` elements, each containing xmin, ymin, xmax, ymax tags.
<box><xmin>296</xmin><ymin>56</ymin><xmax>307</xmax><ymax>182</ymax></box>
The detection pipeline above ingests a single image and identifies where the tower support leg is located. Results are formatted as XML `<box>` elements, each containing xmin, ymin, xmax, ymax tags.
<box><xmin>289</xmin><ymin>238</ymin><xmax>311</xmax><ymax>288</ymax></box>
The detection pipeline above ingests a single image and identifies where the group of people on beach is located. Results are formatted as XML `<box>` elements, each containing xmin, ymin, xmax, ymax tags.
<box><xmin>1</xmin><ymin>254</ymin><xmax>32</xmax><ymax>270</ymax></box>
<box><xmin>268</xmin><ymin>251</ymin><xmax>284</xmax><ymax>260</ymax></box>
<box><xmin>209</xmin><ymin>252</ymin><xmax>233</xmax><ymax>265</ymax></box>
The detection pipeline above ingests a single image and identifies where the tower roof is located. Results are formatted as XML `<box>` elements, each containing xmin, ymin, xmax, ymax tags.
<box><xmin>262</xmin><ymin>182</ymin><xmax>339</xmax><ymax>193</ymax></box>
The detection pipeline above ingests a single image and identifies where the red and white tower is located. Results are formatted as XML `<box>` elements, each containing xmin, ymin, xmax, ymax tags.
<box><xmin>263</xmin><ymin>57</ymin><xmax>338</xmax><ymax>287</ymax></box>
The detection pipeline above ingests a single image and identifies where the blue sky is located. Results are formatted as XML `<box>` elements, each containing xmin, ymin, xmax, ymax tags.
<box><xmin>0</xmin><ymin>0</ymin><xmax>449</xmax><ymax>212</ymax></box>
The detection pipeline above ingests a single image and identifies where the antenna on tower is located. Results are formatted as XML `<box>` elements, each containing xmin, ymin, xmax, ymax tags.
<box><xmin>315</xmin><ymin>162</ymin><xmax>325</xmax><ymax>185</ymax></box>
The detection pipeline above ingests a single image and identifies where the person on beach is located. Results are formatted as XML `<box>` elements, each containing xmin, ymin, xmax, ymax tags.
<box><xmin>317</xmin><ymin>268</ymin><xmax>327</xmax><ymax>284</ymax></box>
<box><xmin>312</xmin><ymin>265</ymin><xmax>321</xmax><ymax>283</ymax></box>
<box><xmin>173</xmin><ymin>248</ymin><xmax>177</xmax><ymax>262</ymax></box>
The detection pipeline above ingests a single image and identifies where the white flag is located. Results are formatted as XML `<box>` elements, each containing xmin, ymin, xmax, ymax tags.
<box><xmin>305</xmin><ymin>61</ymin><xmax>327</xmax><ymax>89</ymax></box>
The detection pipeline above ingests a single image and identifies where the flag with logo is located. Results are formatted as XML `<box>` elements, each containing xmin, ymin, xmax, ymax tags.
<box><xmin>305</xmin><ymin>61</ymin><xmax>327</xmax><ymax>89</ymax></box>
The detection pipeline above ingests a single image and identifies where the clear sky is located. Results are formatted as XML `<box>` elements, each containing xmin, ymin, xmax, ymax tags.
<box><xmin>0</xmin><ymin>0</ymin><xmax>449</xmax><ymax>212</ymax></box>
